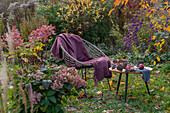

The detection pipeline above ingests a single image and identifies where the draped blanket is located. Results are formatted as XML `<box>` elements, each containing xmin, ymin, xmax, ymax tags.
<box><xmin>51</xmin><ymin>33</ymin><xmax>112</xmax><ymax>84</ymax></box>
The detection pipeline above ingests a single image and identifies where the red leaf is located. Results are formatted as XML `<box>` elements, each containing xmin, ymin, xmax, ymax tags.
<box><xmin>85</xmin><ymin>77</ymin><xmax>90</xmax><ymax>80</ymax></box>
<box><xmin>131</xmin><ymin>97</ymin><xmax>138</xmax><ymax>100</ymax></box>
<box><xmin>156</xmin><ymin>98</ymin><xmax>158</xmax><ymax>102</ymax></box>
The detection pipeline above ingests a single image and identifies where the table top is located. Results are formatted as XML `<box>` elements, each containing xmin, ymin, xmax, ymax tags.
<box><xmin>109</xmin><ymin>66</ymin><xmax>153</xmax><ymax>74</ymax></box>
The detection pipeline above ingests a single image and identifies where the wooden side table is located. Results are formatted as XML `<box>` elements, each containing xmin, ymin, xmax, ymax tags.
<box><xmin>109</xmin><ymin>67</ymin><xmax>153</xmax><ymax>103</ymax></box>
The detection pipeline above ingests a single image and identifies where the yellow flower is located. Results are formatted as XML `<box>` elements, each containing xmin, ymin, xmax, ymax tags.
<box><xmin>155</xmin><ymin>22</ymin><xmax>158</xmax><ymax>26</ymax></box>
<box><xmin>157</xmin><ymin>57</ymin><xmax>160</xmax><ymax>62</ymax></box>
<box><xmin>161</xmin><ymin>39</ymin><xmax>165</xmax><ymax>42</ymax></box>
<box><xmin>37</xmin><ymin>46</ymin><xmax>43</xmax><ymax>51</ymax></box>
<box><xmin>166</xmin><ymin>26</ymin><xmax>170</xmax><ymax>32</ymax></box>
<box><xmin>151</xmin><ymin>9</ymin><xmax>156</xmax><ymax>12</ymax></box>
<box><xmin>153</xmin><ymin>61</ymin><xmax>156</xmax><ymax>65</ymax></box>
<box><xmin>157</xmin><ymin>25</ymin><xmax>163</xmax><ymax>29</ymax></box>
<box><xmin>152</xmin><ymin>20</ymin><xmax>155</xmax><ymax>24</ymax></box>
<box><xmin>34</xmin><ymin>46</ymin><xmax>43</xmax><ymax>52</ymax></box>
<box><xmin>154</xmin><ymin>42</ymin><xmax>160</xmax><ymax>47</ymax></box>
<box><xmin>59</xmin><ymin>8</ymin><xmax>63</xmax><ymax>10</ymax></box>
<box><xmin>152</xmin><ymin>36</ymin><xmax>156</xmax><ymax>40</ymax></box>
<box><xmin>161</xmin><ymin>15</ymin><xmax>166</xmax><ymax>19</ymax></box>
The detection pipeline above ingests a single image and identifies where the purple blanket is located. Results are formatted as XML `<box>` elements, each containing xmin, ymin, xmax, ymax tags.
<box><xmin>51</xmin><ymin>33</ymin><xmax>112</xmax><ymax>84</ymax></box>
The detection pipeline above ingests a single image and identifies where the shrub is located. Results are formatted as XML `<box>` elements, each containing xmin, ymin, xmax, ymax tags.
<box><xmin>3</xmin><ymin>25</ymin><xmax>56</xmax><ymax>65</ymax></box>
<box><xmin>20</xmin><ymin>65</ymin><xmax>86</xmax><ymax>113</ymax></box>
<box><xmin>37</xmin><ymin>0</ymin><xmax>114</xmax><ymax>54</ymax></box>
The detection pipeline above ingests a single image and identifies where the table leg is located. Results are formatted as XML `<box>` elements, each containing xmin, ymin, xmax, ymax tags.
<box><xmin>145</xmin><ymin>82</ymin><xmax>150</xmax><ymax>95</ymax></box>
<box><xmin>107</xmin><ymin>79</ymin><xmax>111</xmax><ymax>91</ymax></box>
<box><xmin>116</xmin><ymin>73</ymin><xmax>122</xmax><ymax>95</ymax></box>
<box><xmin>125</xmin><ymin>73</ymin><xmax>128</xmax><ymax>103</ymax></box>
<box><xmin>85</xmin><ymin>68</ymin><xmax>87</xmax><ymax>81</ymax></box>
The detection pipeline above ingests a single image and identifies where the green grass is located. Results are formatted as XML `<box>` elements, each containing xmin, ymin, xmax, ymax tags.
<box><xmin>65</xmin><ymin>65</ymin><xmax>170</xmax><ymax>113</ymax></box>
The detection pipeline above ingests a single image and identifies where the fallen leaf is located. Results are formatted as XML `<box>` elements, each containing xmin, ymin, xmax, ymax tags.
<box><xmin>101</xmin><ymin>82</ymin><xmax>104</xmax><ymax>87</ymax></box>
<box><xmin>109</xmin><ymin>80</ymin><xmax>112</xmax><ymax>86</ymax></box>
<box><xmin>79</xmin><ymin>92</ymin><xmax>84</xmax><ymax>96</ymax></box>
<box><xmin>103</xmin><ymin>110</ymin><xmax>114</xmax><ymax>113</ymax></box>
<box><xmin>103</xmin><ymin>89</ymin><xmax>108</xmax><ymax>90</ymax></box>
<box><xmin>155</xmin><ymin>107</ymin><xmax>158</xmax><ymax>110</ymax></box>
<box><xmin>78</xmin><ymin>104</ymin><xmax>83</xmax><ymax>109</ymax></box>
<box><xmin>150</xmin><ymin>89</ymin><xmax>154</xmax><ymax>92</ymax></box>
<box><xmin>118</xmin><ymin>104</ymin><xmax>121</xmax><ymax>108</ymax></box>
<box><xmin>119</xmin><ymin>109</ymin><xmax>122</xmax><ymax>111</ymax></box>
<box><xmin>87</xmin><ymin>71</ymin><xmax>91</xmax><ymax>74</ymax></box>
<box><xmin>91</xmin><ymin>106</ymin><xmax>94</xmax><ymax>109</ymax></box>
<box><xmin>120</xmin><ymin>82</ymin><xmax>125</xmax><ymax>85</ymax></box>
<box><xmin>85</xmin><ymin>77</ymin><xmax>90</xmax><ymax>80</ymax></box>
<box><xmin>156</xmin><ymin>98</ymin><xmax>158</xmax><ymax>102</ymax></box>
<box><xmin>150</xmin><ymin>79</ymin><xmax>154</xmax><ymax>82</ymax></box>
<box><xmin>112</xmin><ymin>74</ymin><xmax>115</xmax><ymax>77</ymax></box>
<box><xmin>160</xmin><ymin>86</ymin><xmax>165</xmax><ymax>91</ymax></box>
<box><xmin>130</xmin><ymin>97</ymin><xmax>138</xmax><ymax>100</ymax></box>
<box><xmin>96</xmin><ymin>91</ymin><xmax>102</xmax><ymax>95</ymax></box>
<box><xmin>155</xmin><ymin>70</ymin><xmax>160</xmax><ymax>73</ymax></box>
<box><xmin>87</xmin><ymin>95</ymin><xmax>93</xmax><ymax>99</ymax></box>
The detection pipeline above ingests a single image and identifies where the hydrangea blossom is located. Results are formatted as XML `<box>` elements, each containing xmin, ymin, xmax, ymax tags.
<box><xmin>51</xmin><ymin>66</ymin><xmax>86</xmax><ymax>91</ymax></box>
<box><xmin>32</xmin><ymin>91</ymin><xmax>43</xmax><ymax>104</ymax></box>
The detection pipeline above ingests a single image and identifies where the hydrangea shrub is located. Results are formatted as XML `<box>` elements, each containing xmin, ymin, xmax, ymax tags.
<box><xmin>24</xmin><ymin>65</ymin><xmax>86</xmax><ymax>113</ymax></box>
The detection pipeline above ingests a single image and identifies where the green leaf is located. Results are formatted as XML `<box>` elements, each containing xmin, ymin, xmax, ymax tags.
<box><xmin>61</xmin><ymin>98</ymin><xmax>67</xmax><ymax>104</ymax></box>
<box><xmin>48</xmin><ymin>96</ymin><xmax>56</xmax><ymax>103</ymax></box>
<box><xmin>72</xmin><ymin>93</ymin><xmax>78</xmax><ymax>96</ymax></box>
<box><xmin>60</xmin><ymin>109</ymin><xmax>64</xmax><ymax>113</ymax></box>
<box><xmin>77</xmin><ymin>88</ymin><xmax>83</xmax><ymax>92</ymax></box>
<box><xmin>47</xmin><ymin>106</ymin><xmax>52</xmax><ymax>113</ymax></box>
<box><xmin>58</xmin><ymin>93</ymin><xmax>62</xmax><ymax>98</ymax></box>
<box><xmin>45</xmin><ymin>97</ymin><xmax>49</xmax><ymax>106</ymax></box>
<box><xmin>47</xmin><ymin>90</ymin><xmax>56</xmax><ymax>96</ymax></box>
<box><xmin>55</xmin><ymin>105</ymin><xmax>61</xmax><ymax>113</ymax></box>
<box><xmin>42</xmin><ymin>80</ymin><xmax>50</xmax><ymax>89</ymax></box>
<box><xmin>65</xmin><ymin>83</ymin><xmax>71</xmax><ymax>89</ymax></box>
<box><xmin>33</xmin><ymin>82</ymin><xmax>37</xmax><ymax>85</ymax></box>
<box><xmin>40</xmin><ymin>100</ymin><xmax>45</xmax><ymax>105</ymax></box>
<box><xmin>40</xmin><ymin>105</ymin><xmax>47</xmax><ymax>112</ymax></box>
<box><xmin>39</xmin><ymin>85</ymin><xmax>45</xmax><ymax>90</ymax></box>
<box><xmin>52</xmin><ymin>106</ymin><xmax>55</xmax><ymax>113</ymax></box>
<box><xmin>40</xmin><ymin>68</ymin><xmax>48</xmax><ymax>72</ymax></box>
<box><xmin>59</xmin><ymin>89</ymin><xmax>64</xmax><ymax>93</ymax></box>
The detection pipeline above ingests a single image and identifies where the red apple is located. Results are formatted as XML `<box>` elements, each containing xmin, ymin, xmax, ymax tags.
<box><xmin>139</xmin><ymin>64</ymin><xmax>144</xmax><ymax>70</ymax></box>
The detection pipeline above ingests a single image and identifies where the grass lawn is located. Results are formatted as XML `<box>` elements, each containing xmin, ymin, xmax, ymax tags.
<box><xmin>65</xmin><ymin>64</ymin><xmax>170</xmax><ymax>113</ymax></box>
